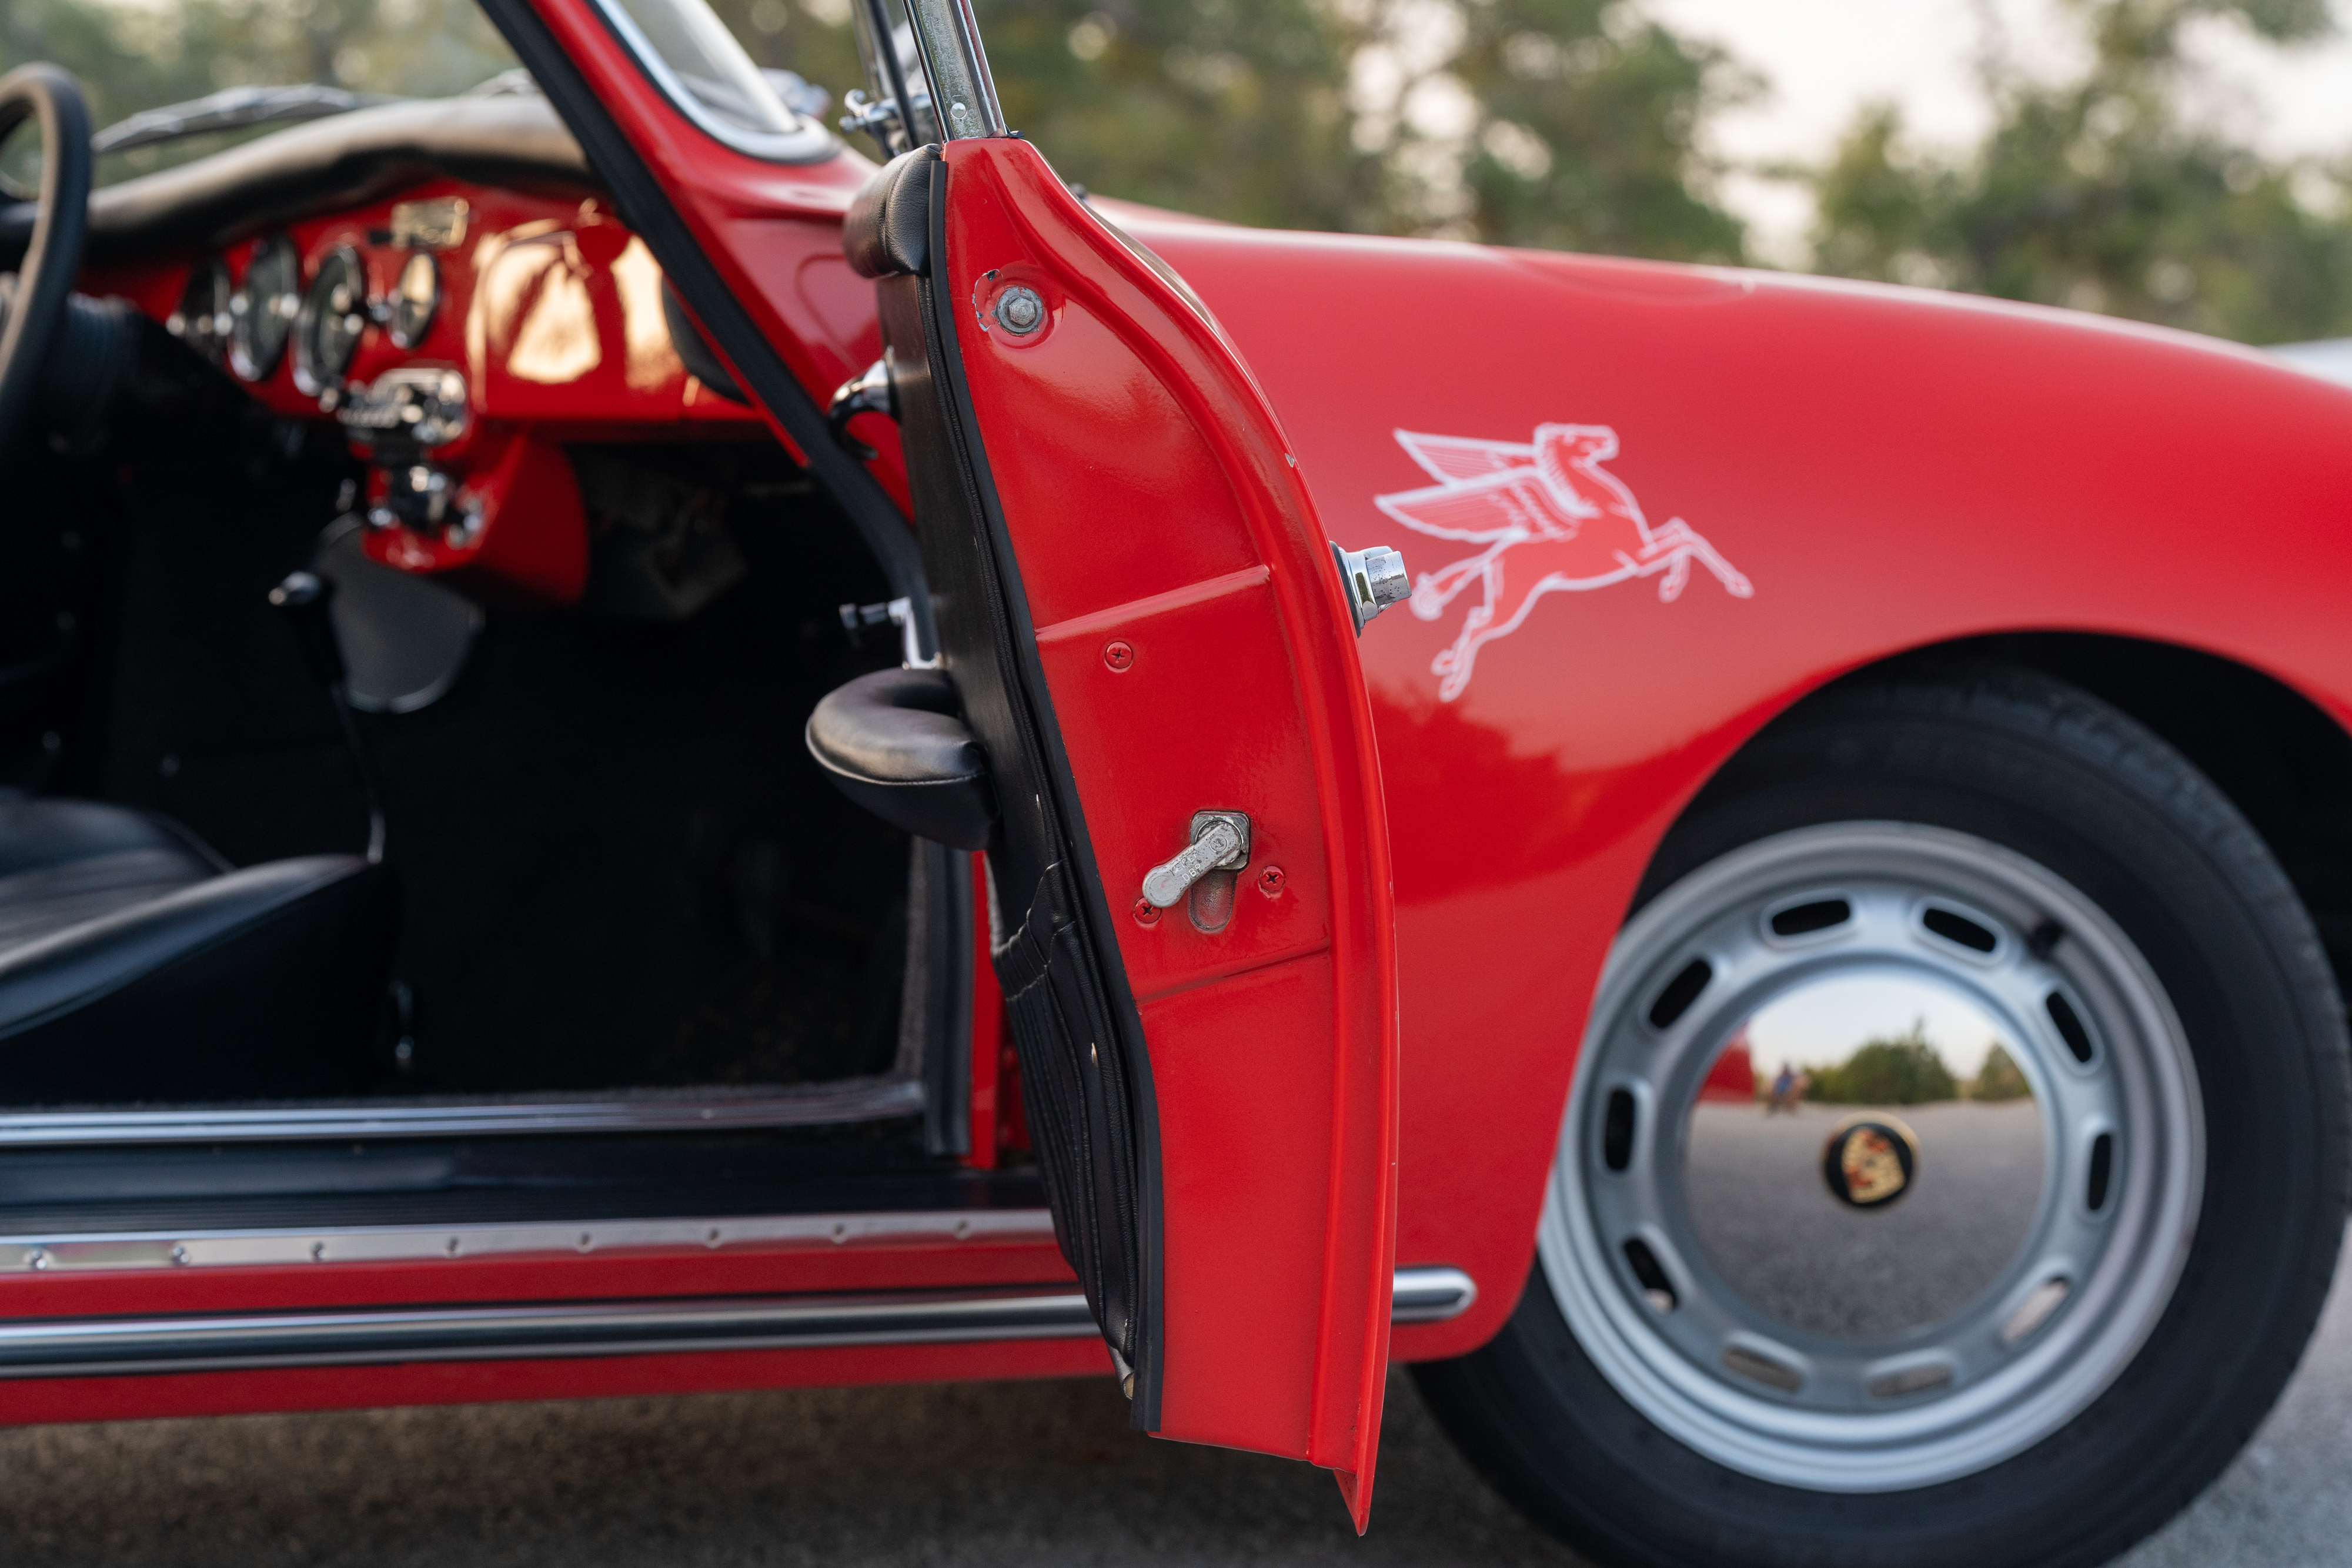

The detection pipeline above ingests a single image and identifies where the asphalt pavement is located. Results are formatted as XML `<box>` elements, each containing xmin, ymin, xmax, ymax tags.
<box><xmin>1685</xmin><ymin>1099</ymin><xmax>2047</xmax><ymax>1338</ymax></box>
<box><xmin>0</xmin><ymin>1235</ymin><xmax>2344</xmax><ymax>1567</ymax></box>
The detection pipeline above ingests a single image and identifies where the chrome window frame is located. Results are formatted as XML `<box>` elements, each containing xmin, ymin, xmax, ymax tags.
<box><xmin>899</xmin><ymin>0</ymin><xmax>1003</xmax><ymax>141</ymax></box>
<box><xmin>587</xmin><ymin>0</ymin><xmax>840</xmax><ymax>163</ymax></box>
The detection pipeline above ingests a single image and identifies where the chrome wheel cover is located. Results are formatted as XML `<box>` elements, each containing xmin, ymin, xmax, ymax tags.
<box><xmin>1538</xmin><ymin>823</ymin><xmax>2203</xmax><ymax>1491</ymax></box>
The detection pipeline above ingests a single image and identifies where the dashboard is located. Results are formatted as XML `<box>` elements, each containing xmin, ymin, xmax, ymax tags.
<box><xmin>39</xmin><ymin>91</ymin><xmax>894</xmax><ymax>606</ymax></box>
<box><xmin>89</xmin><ymin>173</ymin><xmax>764</xmax><ymax>603</ymax></box>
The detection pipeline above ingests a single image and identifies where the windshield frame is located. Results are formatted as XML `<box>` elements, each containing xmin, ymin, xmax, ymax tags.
<box><xmin>588</xmin><ymin>0</ymin><xmax>838</xmax><ymax>164</ymax></box>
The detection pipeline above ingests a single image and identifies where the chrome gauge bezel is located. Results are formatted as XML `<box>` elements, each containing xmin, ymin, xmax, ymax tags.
<box><xmin>228</xmin><ymin>234</ymin><xmax>302</xmax><ymax>382</ymax></box>
<box><xmin>293</xmin><ymin>244</ymin><xmax>371</xmax><ymax>398</ymax></box>
<box><xmin>387</xmin><ymin>252</ymin><xmax>440</xmax><ymax>352</ymax></box>
<box><xmin>167</xmin><ymin>256</ymin><xmax>233</xmax><ymax>364</ymax></box>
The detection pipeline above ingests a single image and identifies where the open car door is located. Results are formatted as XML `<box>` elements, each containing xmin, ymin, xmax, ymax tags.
<box><xmin>488</xmin><ymin>0</ymin><xmax>1402</xmax><ymax>1523</ymax></box>
<box><xmin>826</xmin><ymin>92</ymin><xmax>1405</xmax><ymax>1530</ymax></box>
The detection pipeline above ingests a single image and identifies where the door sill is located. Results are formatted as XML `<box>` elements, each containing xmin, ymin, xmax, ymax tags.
<box><xmin>0</xmin><ymin>1207</ymin><xmax>1060</xmax><ymax>1273</ymax></box>
<box><xmin>0</xmin><ymin>1206</ymin><xmax>1476</xmax><ymax>1332</ymax></box>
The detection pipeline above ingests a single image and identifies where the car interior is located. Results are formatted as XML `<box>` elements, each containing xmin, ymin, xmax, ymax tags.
<box><xmin>0</xmin><ymin>69</ymin><xmax>1031</xmax><ymax>1238</ymax></box>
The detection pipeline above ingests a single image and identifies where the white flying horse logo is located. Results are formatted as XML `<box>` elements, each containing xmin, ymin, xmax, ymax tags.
<box><xmin>1375</xmin><ymin>424</ymin><xmax>1753</xmax><ymax>700</ymax></box>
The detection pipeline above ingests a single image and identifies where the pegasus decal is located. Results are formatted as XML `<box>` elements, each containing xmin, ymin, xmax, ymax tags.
<box><xmin>1375</xmin><ymin>424</ymin><xmax>1753</xmax><ymax>700</ymax></box>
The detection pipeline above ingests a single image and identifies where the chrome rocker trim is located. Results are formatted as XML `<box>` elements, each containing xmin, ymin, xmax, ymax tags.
<box><xmin>0</xmin><ymin>1287</ymin><xmax>1101</xmax><ymax>1379</ymax></box>
<box><xmin>0</xmin><ymin>1260</ymin><xmax>1478</xmax><ymax>1376</ymax></box>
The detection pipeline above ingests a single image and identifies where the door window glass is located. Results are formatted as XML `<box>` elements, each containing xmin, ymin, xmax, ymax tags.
<box><xmin>593</xmin><ymin>0</ymin><xmax>836</xmax><ymax>160</ymax></box>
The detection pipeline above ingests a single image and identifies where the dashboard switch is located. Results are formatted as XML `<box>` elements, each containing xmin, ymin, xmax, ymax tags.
<box><xmin>339</xmin><ymin>366</ymin><xmax>469</xmax><ymax>449</ymax></box>
<box><xmin>370</xmin><ymin>463</ymin><xmax>456</xmax><ymax>533</ymax></box>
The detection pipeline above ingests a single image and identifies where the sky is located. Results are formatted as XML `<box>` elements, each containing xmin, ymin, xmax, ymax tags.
<box><xmin>1648</xmin><ymin>0</ymin><xmax>2352</xmax><ymax>264</ymax></box>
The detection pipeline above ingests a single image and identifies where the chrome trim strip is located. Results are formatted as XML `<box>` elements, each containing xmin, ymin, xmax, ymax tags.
<box><xmin>0</xmin><ymin>1266</ymin><xmax>1482</xmax><ymax>1378</ymax></box>
<box><xmin>0</xmin><ymin>1198</ymin><xmax>1483</xmax><ymax>1338</ymax></box>
<box><xmin>0</xmin><ymin>1208</ymin><xmax>1063</xmax><ymax>1273</ymax></box>
<box><xmin>0</xmin><ymin>1288</ymin><xmax>1101</xmax><ymax>1379</ymax></box>
<box><xmin>0</xmin><ymin>1079</ymin><xmax>927</xmax><ymax>1146</ymax></box>
<box><xmin>1392</xmin><ymin>1265</ymin><xmax>1479</xmax><ymax>1325</ymax></box>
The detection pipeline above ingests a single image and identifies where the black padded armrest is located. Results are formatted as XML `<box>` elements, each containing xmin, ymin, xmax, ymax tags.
<box><xmin>843</xmin><ymin>146</ymin><xmax>936</xmax><ymax>280</ymax></box>
<box><xmin>806</xmin><ymin>667</ymin><xmax>996</xmax><ymax>851</ymax></box>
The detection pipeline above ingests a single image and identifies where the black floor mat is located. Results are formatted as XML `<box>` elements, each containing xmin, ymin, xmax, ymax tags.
<box><xmin>92</xmin><ymin>438</ymin><xmax>912</xmax><ymax>1097</ymax></box>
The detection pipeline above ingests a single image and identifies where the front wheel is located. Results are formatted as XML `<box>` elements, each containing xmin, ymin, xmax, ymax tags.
<box><xmin>1416</xmin><ymin>665</ymin><xmax>2348</xmax><ymax>1568</ymax></box>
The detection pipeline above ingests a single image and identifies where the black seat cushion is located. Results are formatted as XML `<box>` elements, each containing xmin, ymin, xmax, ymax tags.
<box><xmin>0</xmin><ymin>800</ymin><xmax>398</xmax><ymax>1105</ymax></box>
<box><xmin>0</xmin><ymin>799</ymin><xmax>225</xmax><ymax>944</ymax></box>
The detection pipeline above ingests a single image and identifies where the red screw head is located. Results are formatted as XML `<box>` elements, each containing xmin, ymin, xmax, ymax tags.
<box><xmin>1132</xmin><ymin>896</ymin><xmax>1161</xmax><ymax>925</ymax></box>
<box><xmin>1102</xmin><ymin>640</ymin><xmax>1135</xmax><ymax>672</ymax></box>
<box><xmin>1257</xmin><ymin>865</ymin><xmax>1286</xmax><ymax>897</ymax></box>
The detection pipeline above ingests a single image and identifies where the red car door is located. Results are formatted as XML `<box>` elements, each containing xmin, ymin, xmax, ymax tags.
<box><xmin>485</xmin><ymin>0</ymin><xmax>1404</xmax><ymax>1523</ymax></box>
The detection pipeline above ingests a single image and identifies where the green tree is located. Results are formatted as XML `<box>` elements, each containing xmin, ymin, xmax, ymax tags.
<box><xmin>1806</xmin><ymin>1021</ymin><xmax>1960</xmax><ymax>1105</ymax></box>
<box><xmin>974</xmin><ymin>0</ymin><xmax>1382</xmax><ymax>236</ymax></box>
<box><xmin>1438</xmin><ymin>0</ymin><xmax>1746</xmax><ymax>258</ymax></box>
<box><xmin>1970</xmin><ymin>1042</ymin><xmax>2032</xmax><ymax>1102</ymax></box>
<box><xmin>1810</xmin><ymin>0</ymin><xmax>2352</xmax><ymax>343</ymax></box>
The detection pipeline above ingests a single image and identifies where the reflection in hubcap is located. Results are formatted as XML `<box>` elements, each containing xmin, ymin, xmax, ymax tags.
<box><xmin>1685</xmin><ymin>975</ymin><xmax>2042</xmax><ymax>1341</ymax></box>
<box><xmin>1540</xmin><ymin>823</ymin><xmax>2203</xmax><ymax>1491</ymax></box>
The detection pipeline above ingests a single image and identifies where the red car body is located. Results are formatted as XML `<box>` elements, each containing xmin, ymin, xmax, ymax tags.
<box><xmin>11</xmin><ymin>0</ymin><xmax>2352</xmax><ymax>1532</ymax></box>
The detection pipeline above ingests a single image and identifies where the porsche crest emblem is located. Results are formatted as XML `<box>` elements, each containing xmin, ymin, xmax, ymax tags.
<box><xmin>1822</xmin><ymin>1115</ymin><xmax>1919</xmax><ymax>1209</ymax></box>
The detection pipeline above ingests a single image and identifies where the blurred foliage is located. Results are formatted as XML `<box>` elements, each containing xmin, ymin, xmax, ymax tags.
<box><xmin>714</xmin><ymin>0</ymin><xmax>1748</xmax><ymax>256</ymax></box>
<box><xmin>1970</xmin><ymin>1043</ymin><xmax>2032</xmax><ymax>1102</ymax></box>
<box><xmin>19</xmin><ymin>0</ymin><xmax>2352</xmax><ymax>342</ymax></box>
<box><xmin>1805</xmin><ymin>1022</ymin><xmax>1960</xmax><ymax>1106</ymax></box>
<box><xmin>1442</xmin><ymin>0</ymin><xmax>1745</xmax><ymax>257</ymax></box>
<box><xmin>9</xmin><ymin>0</ymin><xmax>1748</xmax><ymax>258</ymax></box>
<box><xmin>0</xmin><ymin>0</ymin><xmax>516</xmax><ymax>185</ymax></box>
<box><xmin>1810</xmin><ymin>0</ymin><xmax>2352</xmax><ymax>343</ymax></box>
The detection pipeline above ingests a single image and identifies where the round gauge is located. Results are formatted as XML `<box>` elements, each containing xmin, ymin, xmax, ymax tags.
<box><xmin>228</xmin><ymin>235</ymin><xmax>302</xmax><ymax>381</ymax></box>
<box><xmin>294</xmin><ymin>245</ymin><xmax>370</xmax><ymax>396</ymax></box>
<box><xmin>167</xmin><ymin>257</ymin><xmax>232</xmax><ymax>363</ymax></box>
<box><xmin>388</xmin><ymin>252</ymin><xmax>439</xmax><ymax>351</ymax></box>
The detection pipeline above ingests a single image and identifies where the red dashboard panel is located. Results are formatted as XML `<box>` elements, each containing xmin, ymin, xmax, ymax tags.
<box><xmin>84</xmin><ymin>178</ymin><xmax>765</xmax><ymax>601</ymax></box>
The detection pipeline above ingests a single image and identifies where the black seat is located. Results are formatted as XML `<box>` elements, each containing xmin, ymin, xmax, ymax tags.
<box><xmin>0</xmin><ymin>798</ymin><xmax>397</xmax><ymax>1104</ymax></box>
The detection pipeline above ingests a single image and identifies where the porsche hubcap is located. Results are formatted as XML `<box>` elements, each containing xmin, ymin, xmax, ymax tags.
<box><xmin>1539</xmin><ymin>823</ymin><xmax>2203</xmax><ymax>1490</ymax></box>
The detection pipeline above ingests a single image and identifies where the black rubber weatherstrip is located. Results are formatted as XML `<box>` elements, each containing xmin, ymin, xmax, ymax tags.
<box><xmin>916</xmin><ymin>159</ymin><xmax>1168</xmax><ymax>1432</ymax></box>
<box><xmin>472</xmin><ymin>0</ymin><xmax>935</xmax><ymax>653</ymax></box>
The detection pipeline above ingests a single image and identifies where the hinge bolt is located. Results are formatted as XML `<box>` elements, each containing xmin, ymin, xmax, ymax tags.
<box><xmin>995</xmin><ymin>285</ymin><xmax>1046</xmax><ymax>335</ymax></box>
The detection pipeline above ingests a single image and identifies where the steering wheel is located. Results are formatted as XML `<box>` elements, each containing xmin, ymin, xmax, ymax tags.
<box><xmin>0</xmin><ymin>65</ymin><xmax>92</xmax><ymax>455</ymax></box>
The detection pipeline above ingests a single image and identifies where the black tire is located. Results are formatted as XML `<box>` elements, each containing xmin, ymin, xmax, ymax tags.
<box><xmin>1414</xmin><ymin>663</ymin><xmax>2351</xmax><ymax>1568</ymax></box>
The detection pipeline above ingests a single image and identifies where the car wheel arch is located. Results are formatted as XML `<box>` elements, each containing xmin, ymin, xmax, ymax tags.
<box><xmin>1477</xmin><ymin>631</ymin><xmax>2350</xmax><ymax>1316</ymax></box>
